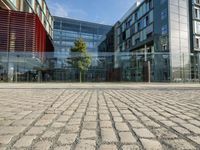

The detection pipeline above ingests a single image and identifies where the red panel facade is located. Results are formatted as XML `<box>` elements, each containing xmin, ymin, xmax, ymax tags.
<box><xmin>0</xmin><ymin>8</ymin><xmax>54</xmax><ymax>55</ymax></box>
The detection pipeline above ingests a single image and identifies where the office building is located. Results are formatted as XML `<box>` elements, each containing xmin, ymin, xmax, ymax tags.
<box><xmin>101</xmin><ymin>0</ymin><xmax>199</xmax><ymax>82</ymax></box>
<box><xmin>52</xmin><ymin>16</ymin><xmax>111</xmax><ymax>81</ymax></box>
<box><xmin>0</xmin><ymin>0</ymin><xmax>54</xmax><ymax>82</ymax></box>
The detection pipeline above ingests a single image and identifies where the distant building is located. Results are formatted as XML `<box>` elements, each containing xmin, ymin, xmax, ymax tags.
<box><xmin>52</xmin><ymin>16</ymin><xmax>111</xmax><ymax>81</ymax></box>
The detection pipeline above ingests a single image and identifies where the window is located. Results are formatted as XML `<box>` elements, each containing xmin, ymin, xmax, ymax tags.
<box><xmin>135</xmin><ymin>13</ymin><xmax>138</xmax><ymax>21</ymax></box>
<box><xmin>160</xmin><ymin>0</ymin><xmax>166</xmax><ymax>4</ymax></box>
<box><xmin>147</xmin><ymin>32</ymin><xmax>152</xmax><ymax>38</ymax></box>
<box><xmin>195</xmin><ymin>0</ymin><xmax>200</xmax><ymax>5</ymax></box>
<box><xmin>161</xmin><ymin>9</ymin><xmax>167</xmax><ymax>20</ymax></box>
<box><xmin>149</xmin><ymin>10</ymin><xmax>153</xmax><ymax>23</ymax></box>
<box><xmin>138</xmin><ymin>22</ymin><xmax>141</xmax><ymax>30</ymax></box>
<box><xmin>149</xmin><ymin>0</ymin><xmax>153</xmax><ymax>9</ymax></box>
<box><xmin>122</xmin><ymin>23</ymin><xmax>126</xmax><ymax>32</ymax></box>
<box><xmin>135</xmin><ymin>38</ymin><xmax>140</xmax><ymax>44</ymax></box>
<box><xmin>146</xmin><ymin>16</ymin><xmax>149</xmax><ymax>26</ymax></box>
<box><xmin>126</xmin><ymin>39</ymin><xmax>131</xmax><ymax>49</ymax></box>
<box><xmin>194</xmin><ymin>8</ymin><xmax>200</xmax><ymax>19</ymax></box>
<box><xmin>195</xmin><ymin>21</ymin><xmax>200</xmax><ymax>34</ymax></box>
<box><xmin>195</xmin><ymin>38</ymin><xmax>200</xmax><ymax>48</ymax></box>
<box><xmin>161</xmin><ymin>25</ymin><xmax>168</xmax><ymax>35</ymax></box>
<box><xmin>117</xmin><ymin>28</ymin><xmax>121</xmax><ymax>35</ymax></box>
<box><xmin>162</xmin><ymin>44</ymin><xmax>168</xmax><ymax>51</ymax></box>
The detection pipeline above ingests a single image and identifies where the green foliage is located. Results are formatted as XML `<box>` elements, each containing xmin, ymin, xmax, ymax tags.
<box><xmin>68</xmin><ymin>38</ymin><xmax>91</xmax><ymax>82</ymax></box>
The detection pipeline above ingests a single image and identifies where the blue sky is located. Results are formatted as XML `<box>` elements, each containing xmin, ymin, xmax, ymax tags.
<box><xmin>46</xmin><ymin>0</ymin><xmax>136</xmax><ymax>25</ymax></box>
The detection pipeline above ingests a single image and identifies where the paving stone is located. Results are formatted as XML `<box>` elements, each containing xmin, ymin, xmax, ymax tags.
<box><xmin>100</xmin><ymin>114</ymin><xmax>110</xmax><ymax>121</ymax></box>
<box><xmin>133</xmin><ymin>128</ymin><xmax>155</xmax><ymax>138</ymax></box>
<box><xmin>187</xmin><ymin>136</ymin><xmax>200</xmax><ymax>145</ymax></box>
<box><xmin>181</xmin><ymin>124</ymin><xmax>200</xmax><ymax>134</ymax></box>
<box><xmin>41</xmin><ymin>114</ymin><xmax>57</xmax><ymax>120</ymax></box>
<box><xmin>123</xmin><ymin>114</ymin><xmax>138</xmax><ymax>120</ymax></box>
<box><xmin>65</xmin><ymin>125</ymin><xmax>80</xmax><ymax>133</ymax></box>
<box><xmin>26</xmin><ymin>127</ymin><xmax>46</xmax><ymax>135</ymax></box>
<box><xmin>101</xmin><ymin>128</ymin><xmax>118</xmax><ymax>143</ymax></box>
<box><xmin>164</xmin><ymin>139</ymin><xmax>196</xmax><ymax>150</ymax></box>
<box><xmin>14</xmin><ymin>136</ymin><xmax>36</xmax><ymax>147</ymax></box>
<box><xmin>51</xmin><ymin>122</ymin><xmax>65</xmax><ymax>128</ymax></box>
<box><xmin>160</xmin><ymin>120</ymin><xmax>177</xmax><ymax>127</ymax></box>
<box><xmin>121</xmin><ymin>145</ymin><xmax>140</xmax><ymax>150</ymax></box>
<box><xmin>0</xmin><ymin>135</ymin><xmax>13</xmax><ymax>145</ymax></box>
<box><xmin>33</xmin><ymin>140</ymin><xmax>52</xmax><ymax>150</ymax></box>
<box><xmin>129</xmin><ymin>121</ymin><xmax>145</xmax><ymax>128</ymax></box>
<box><xmin>12</xmin><ymin>119</ymin><xmax>34</xmax><ymax>126</ymax></box>
<box><xmin>143</xmin><ymin>120</ymin><xmax>161</xmax><ymax>128</ymax></box>
<box><xmin>35</xmin><ymin>119</ymin><xmax>52</xmax><ymax>126</ymax></box>
<box><xmin>115</xmin><ymin>123</ymin><xmax>130</xmax><ymax>131</ymax></box>
<box><xmin>100</xmin><ymin>121</ymin><xmax>112</xmax><ymax>128</ymax></box>
<box><xmin>99</xmin><ymin>144</ymin><xmax>118</xmax><ymax>150</ymax></box>
<box><xmin>80</xmin><ymin>130</ymin><xmax>96</xmax><ymax>139</ymax></box>
<box><xmin>119</xmin><ymin>132</ymin><xmax>137</xmax><ymax>143</ymax></box>
<box><xmin>82</xmin><ymin>122</ymin><xmax>97</xmax><ymax>130</ymax></box>
<box><xmin>0</xmin><ymin>126</ymin><xmax>26</xmax><ymax>135</ymax></box>
<box><xmin>113</xmin><ymin>117</ymin><xmax>123</xmax><ymax>122</ymax></box>
<box><xmin>172</xmin><ymin>126</ymin><xmax>190</xmax><ymax>134</ymax></box>
<box><xmin>0</xmin><ymin>120</ymin><xmax>13</xmax><ymax>126</ymax></box>
<box><xmin>42</xmin><ymin>129</ymin><xmax>60</xmax><ymax>138</ymax></box>
<box><xmin>57</xmin><ymin>115</ymin><xmax>70</xmax><ymax>122</ymax></box>
<box><xmin>170</xmin><ymin>117</ymin><xmax>187</xmax><ymax>124</ymax></box>
<box><xmin>75</xmin><ymin>140</ymin><xmax>96</xmax><ymax>150</ymax></box>
<box><xmin>188</xmin><ymin>120</ymin><xmax>200</xmax><ymax>126</ymax></box>
<box><xmin>58</xmin><ymin>133</ymin><xmax>77</xmax><ymax>144</ymax></box>
<box><xmin>140</xmin><ymin>139</ymin><xmax>163</xmax><ymax>150</ymax></box>
<box><xmin>54</xmin><ymin>145</ymin><xmax>71</xmax><ymax>150</ymax></box>
<box><xmin>68</xmin><ymin>119</ymin><xmax>81</xmax><ymax>125</ymax></box>
<box><xmin>152</xmin><ymin>128</ymin><xmax>178</xmax><ymax>139</ymax></box>
<box><xmin>84</xmin><ymin>116</ymin><xmax>96</xmax><ymax>121</ymax></box>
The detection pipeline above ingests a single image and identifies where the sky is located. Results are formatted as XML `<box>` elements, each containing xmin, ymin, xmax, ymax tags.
<box><xmin>46</xmin><ymin>0</ymin><xmax>136</xmax><ymax>25</ymax></box>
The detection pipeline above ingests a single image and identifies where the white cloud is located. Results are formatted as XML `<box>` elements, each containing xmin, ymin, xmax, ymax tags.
<box><xmin>47</xmin><ymin>1</ymin><xmax>88</xmax><ymax>20</ymax></box>
<box><xmin>48</xmin><ymin>2</ymin><xmax>68</xmax><ymax>17</ymax></box>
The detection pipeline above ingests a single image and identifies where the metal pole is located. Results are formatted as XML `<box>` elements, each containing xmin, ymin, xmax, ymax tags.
<box><xmin>148</xmin><ymin>61</ymin><xmax>151</xmax><ymax>83</ymax></box>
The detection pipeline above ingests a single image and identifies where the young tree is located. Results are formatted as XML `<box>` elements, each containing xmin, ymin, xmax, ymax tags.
<box><xmin>68</xmin><ymin>38</ymin><xmax>91</xmax><ymax>82</ymax></box>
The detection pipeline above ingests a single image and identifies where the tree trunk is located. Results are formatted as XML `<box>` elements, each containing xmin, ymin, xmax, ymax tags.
<box><xmin>79</xmin><ymin>71</ymin><xmax>82</xmax><ymax>83</ymax></box>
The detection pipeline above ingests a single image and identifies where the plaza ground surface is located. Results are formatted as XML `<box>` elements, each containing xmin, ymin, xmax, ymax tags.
<box><xmin>0</xmin><ymin>83</ymin><xmax>200</xmax><ymax>150</ymax></box>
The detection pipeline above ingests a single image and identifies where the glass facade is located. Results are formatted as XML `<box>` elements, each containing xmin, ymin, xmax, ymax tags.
<box><xmin>169</xmin><ymin>0</ymin><xmax>191</xmax><ymax>81</ymax></box>
<box><xmin>0</xmin><ymin>51</ymin><xmax>197</xmax><ymax>82</ymax></box>
<box><xmin>53</xmin><ymin>17</ymin><xmax>111</xmax><ymax>69</ymax></box>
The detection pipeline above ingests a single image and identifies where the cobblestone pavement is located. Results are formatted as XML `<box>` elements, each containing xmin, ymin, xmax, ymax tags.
<box><xmin>0</xmin><ymin>84</ymin><xmax>200</xmax><ymax>150</ymax></box>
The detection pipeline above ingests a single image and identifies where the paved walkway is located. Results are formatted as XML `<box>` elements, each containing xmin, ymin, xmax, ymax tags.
<box><xmin>0</xmin><ymin>84</ymin><xmax>200</xmax><ymax>150</ymax></box>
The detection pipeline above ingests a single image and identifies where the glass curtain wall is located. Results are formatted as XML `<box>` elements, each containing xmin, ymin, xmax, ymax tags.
<box><xmin>0</xmin><ymin>51</ymin><xmax>196</xmax><ymax>83</ymax></box>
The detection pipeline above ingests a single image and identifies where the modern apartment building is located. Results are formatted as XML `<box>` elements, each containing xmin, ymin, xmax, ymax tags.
<box><xmin>101</xmin><ymin>0</ymin><xmax>199</xmax><ymax>82</ymax></box>
<box><xmin>52</xmin><ymin>16</ymin><xmax>111</xmax><ymax>81</ymax></box>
